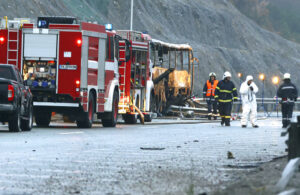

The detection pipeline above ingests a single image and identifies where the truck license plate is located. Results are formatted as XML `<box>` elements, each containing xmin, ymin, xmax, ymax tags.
<box><xmin>59</xmin><ymin>65</ymin><xmax>77</xmax><ymax>70</ymax></box>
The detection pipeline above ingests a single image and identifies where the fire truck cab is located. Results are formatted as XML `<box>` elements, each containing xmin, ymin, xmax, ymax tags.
<box><xmin>0</xmin><ymin>16</ymin><xmax>121</xmax><ymax>128</ymax></box>
<box><xmin>116</xmin><ymin>30</ymin><xmax>154</xmax><ymax>123</ymax></box>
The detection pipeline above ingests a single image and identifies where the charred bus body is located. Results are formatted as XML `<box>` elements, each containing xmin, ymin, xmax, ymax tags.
<box><xmin>150</xmin><ymin>39</ymin><xmax>195</xmax><ymax>114</ymax></box>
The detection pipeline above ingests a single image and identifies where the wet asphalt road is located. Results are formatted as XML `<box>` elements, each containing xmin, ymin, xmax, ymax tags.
<box><xmin>0</xmin><ymin>118</ymin><xmax>286</xmax><ymax>195</ymax></box>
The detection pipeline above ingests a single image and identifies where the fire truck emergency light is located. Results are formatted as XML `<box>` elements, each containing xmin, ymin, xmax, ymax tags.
<box><xmin>105</xmin><ymin>24</ymin><xmax>113</xmax><ymax>31</ymax></box>
<box><xmin>0</xmin><ymin>37</ymin><xmax>5</xmax><ymax>44</ymax></box>
<box><xmin>75</xmin><ymin>80</ymin><xmax>80</xmax><ymax>85</ymax></box>
<box><xmin>76</xmin><ymin>39</ymin><xmax>82</xmax><ymax>47</ymax></box>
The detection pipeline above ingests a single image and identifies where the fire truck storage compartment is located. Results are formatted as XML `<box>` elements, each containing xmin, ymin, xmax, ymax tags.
<box><xmin>131</xmin><ymin>49</ymin><xmax>147</xmax><ymax>110</ymax></box>
<box><xmin>23</xmin><ymin>34</ymin><xmax>58</xmax><ymax>91</ymax></box>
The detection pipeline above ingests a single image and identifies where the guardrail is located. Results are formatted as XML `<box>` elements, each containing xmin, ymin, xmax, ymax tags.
<box><xmin>193</xmin><ymin>98</ymin><xmax>300</xmax><ymax>112</ymax></box>
<box><xmin>193</xmin><ymin>98</ymin><xmax>300</xmax><ymax>102</ymax></box>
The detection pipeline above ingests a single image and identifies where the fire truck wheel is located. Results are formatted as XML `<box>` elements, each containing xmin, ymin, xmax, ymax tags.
<box><xmin>8</xmin><ymin>107</ymin><xmax>21</xmax><ymax>132</ymax></box>
<box><xmin>35</xmin><ymin>111</ymin><xmax>51</xmax><ymax>127</ymax></box>
<box><xmin>124</xmin><ymin>114</ymin><xmax>137</xmax><ymax>124</ymax></box>
<box><xmin>102</xmin><ymin>90</ymin><xmax>119</xmax><ymax>127</ymax></box>
<box><xmin>21</xmin><ymin>102</ymin><xmax>33</xmax><ymax>131</ymax></box>
<box><xmin>144</xmin><ymin>114</ymin><xmax>152</xmax><ymax>122</ymax></box>
<box><xmin>76</xmin><ymin>94</ymin><xmax>95</xmax><ymax>128</ymax></box>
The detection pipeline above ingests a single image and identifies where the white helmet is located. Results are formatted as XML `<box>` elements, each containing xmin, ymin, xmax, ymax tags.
<box><xmin>246</xmin><ymin>75</ymin><xmax>253</xmax><ymax>82</ymax></box>
<box><xmin>283</xmin><ymin>73</ymin><xmax>291</xmax><ymax>80</ymax></box>
<box><xmin>209</xmin><ymin>72</ymin><xmax>216</xmax><ymax>77</ymax></box>
<box><xmin>223</xmin><ymin>71</ymin><xmax>232</xmax><ymax>79</ymax></box>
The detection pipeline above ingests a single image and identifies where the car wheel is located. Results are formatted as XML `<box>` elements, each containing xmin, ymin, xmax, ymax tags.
<box><xmin>21</xmin><ymin>102</ymin><xmax>33</xmax><ymax>131</ymax></box>
<box><xmin>8</xmin><ymin>107</ymin><xmax>21</xmax><ymax>132</ymax></box>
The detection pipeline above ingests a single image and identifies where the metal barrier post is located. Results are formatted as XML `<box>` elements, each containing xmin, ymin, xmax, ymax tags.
<box><xmin>285</xmin><ymin>116</ymin><xmax>300</xmax><ymax>160</ymax></box>
<box><xmin>236</xmin><ymin>73</ymin><xmax>242</xmax><ymax>116</ymax></box>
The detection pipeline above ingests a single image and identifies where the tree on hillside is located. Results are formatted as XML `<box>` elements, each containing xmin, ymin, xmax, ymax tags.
<box><xmin>230</xmin><ymin>0</ymin><xmax>300</xmax><ymax>43</ymax></box>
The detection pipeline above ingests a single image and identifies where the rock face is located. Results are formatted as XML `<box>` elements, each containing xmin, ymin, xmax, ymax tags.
<box><xmin>1</xmin><ymin>0</ymin><xmax>300</xmax><ymax>96</ymax></box>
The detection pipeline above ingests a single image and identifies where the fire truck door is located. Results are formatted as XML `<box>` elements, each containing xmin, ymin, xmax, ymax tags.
<box><xmin>57</xmin><ymin>31</ymin><xmax>82</xmax><ymax>97</ymax></box>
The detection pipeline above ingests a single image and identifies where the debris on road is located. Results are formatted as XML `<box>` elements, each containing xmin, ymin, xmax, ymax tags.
<box><xmin>227</xmin><ymin>151</ymin><xmax>235</xmax><ymax>159</ymax></box>
<box><xmin>213</xmin><ymin>157</ymin><xmax>300</xmax><ymax>195</ymax></box>
<box><xmin>140</xmin><ymin>147</ymin><xmax>165</xmax><ymax>151</ymax></box>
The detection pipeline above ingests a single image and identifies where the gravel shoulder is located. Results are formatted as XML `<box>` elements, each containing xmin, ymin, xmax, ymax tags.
<box><xmin>213</xmin><ymin>157</ymin><xmax>300</xmax><ymax>195</ymax></box>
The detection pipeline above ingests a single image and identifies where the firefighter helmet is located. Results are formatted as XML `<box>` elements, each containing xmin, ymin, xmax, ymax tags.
<box><xmin>209</xmin><ymin>72</ymin><xmax>216</xmax><ymax>77</ymax></box>
<box><xmin>283</xmin><ymin>73</ymin><xmax>291</xmax><ymax>80</ymax></box>
<box><xmin>223</xmin><ymin>71</ymin><xmax>232</xmax><ymax>79</ymax></box>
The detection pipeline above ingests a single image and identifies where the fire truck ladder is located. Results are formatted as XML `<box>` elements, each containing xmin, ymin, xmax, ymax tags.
<box><xmin>119</xmin><ymin>47</ymin><xmax>127</xmax><ymax>108</ymax></box>
<box><xmin>7</xmin><ymin>28</ymin><xmax>19</xmax><ymax>66</ymax></box>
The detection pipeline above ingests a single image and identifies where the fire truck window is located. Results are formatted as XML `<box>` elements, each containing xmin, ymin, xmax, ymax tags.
<box><xmin>125</xmin><ymin>41</ymin><xmax>131</xmax><ymax>62</ymax></box>
<box><xmin>105</xmin><ymin>36</ymin><xmax>115</xmax><ymax>61</ymax></box>
<box><xmin>105</xmin><ymin>38</ymin><xmax>109</xmax><ymax>61</ymax></box>
<box><xmin>110</xmin><ymin>37</ymin><xmax>114</xmax><ymax>61</ymax></box>
<box><xmin>131</xmin><ymin>50</ymin><xmax>147</xmax><ymax>88</ymax></box>
<box><xmin>131</xmin><ymin>51</ymin><xmax>136</xmax><ymax>79</ymax></box>
<box><xmin>114</xmin><ymin>37</ymin><xmax>119</xmax><ymax>60</ymax></box>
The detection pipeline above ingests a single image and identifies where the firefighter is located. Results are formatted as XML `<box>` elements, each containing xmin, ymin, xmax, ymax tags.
<box><xmin>214</xmin><ymin>71</ymin><xmax>238</xmax><ymax>126</ymax></box>
<box><xmin>203</xmin><ymin>72</ymin><xmax>219</xmax><ymax>120</ymax></box>
<box><xmin>240</xmin><ymin>75</ymin><xmax>259</xmax><ymax>128</ymax></box>
<box><xmin>277</xmin><ymin>73</ymin><xmax>298</xmax><ymax>128</ymax></box>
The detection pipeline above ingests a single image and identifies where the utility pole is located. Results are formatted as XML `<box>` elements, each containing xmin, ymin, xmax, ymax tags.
<box><xmin>130</xmin><ymin>0</ymin><xmax>134</xmax><ymax>31</ymax></box>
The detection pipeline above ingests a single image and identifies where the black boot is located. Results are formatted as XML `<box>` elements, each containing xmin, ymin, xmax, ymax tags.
<box><xmin>214</xmin><ymin>116</ymin><xmax>217</xmax><ymax>120</ymax></box>
<box><xmin>221</xmin><ymin>118</ymin><xmax>225</xmax><ymax>126</ymax></box>
<box><xmin>225</xmin><ymin>118</ymin><xmax>230</xmax><ymax>126</ymax></box>
<box><xmin>208</xmin><ymin>115</ymin><xmax>212</xmax><ymax>120</ymax></box>
<box><xmin>282</xmin><ymin>120</ymin><xmax>287</xmax><ymax>128</ymax></box>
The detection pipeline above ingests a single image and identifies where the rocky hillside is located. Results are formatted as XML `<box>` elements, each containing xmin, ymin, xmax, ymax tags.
<box><xmin>1</xmin><ymin>0</ymin><xmax>300</xmax><ymax>96</ymax></box>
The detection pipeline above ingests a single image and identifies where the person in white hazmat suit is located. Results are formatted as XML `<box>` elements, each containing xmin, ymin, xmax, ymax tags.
<box><xmin>240</xmin><ymin>75</ymin><xmax>259</xmax><ymax>128</ymax></box>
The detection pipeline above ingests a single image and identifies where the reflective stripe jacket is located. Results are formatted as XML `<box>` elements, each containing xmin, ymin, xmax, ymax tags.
<box><xmin>277</xmin><ymin>80</ymin><xmax>298</xmax><ymax>101</ymax></box>
<box><xmin>203</xmin><ymin>80</ymin><xmax>219</xmax><ymax>97</ymax></box>
<box><xmin>214</xmin><ymin>80</ymin><xmax>238</xmax><ymax>102</ymax></box>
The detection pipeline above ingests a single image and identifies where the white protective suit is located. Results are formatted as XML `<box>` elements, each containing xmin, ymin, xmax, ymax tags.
<box><xmin>240</xmin><ymin>76</ymin><xmax>259</xmax><ymax>126</ymax></box>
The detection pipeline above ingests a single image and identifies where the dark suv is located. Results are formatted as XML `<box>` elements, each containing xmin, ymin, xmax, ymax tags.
<box><xmin>0</xmin><ymin>64</ymin><xmax>33</xmax><ymax>132</ymax></box>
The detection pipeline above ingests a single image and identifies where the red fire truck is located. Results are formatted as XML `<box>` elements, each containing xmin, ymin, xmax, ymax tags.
<box><xmin>116</xmin><ymin>30</ymin><xmax>155</xmax><ymax>123</ymax></box>
<box><xmin>0</xmin><ymin>16</ymin><xmax>126</xmax><ymax>128</ymax></box>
